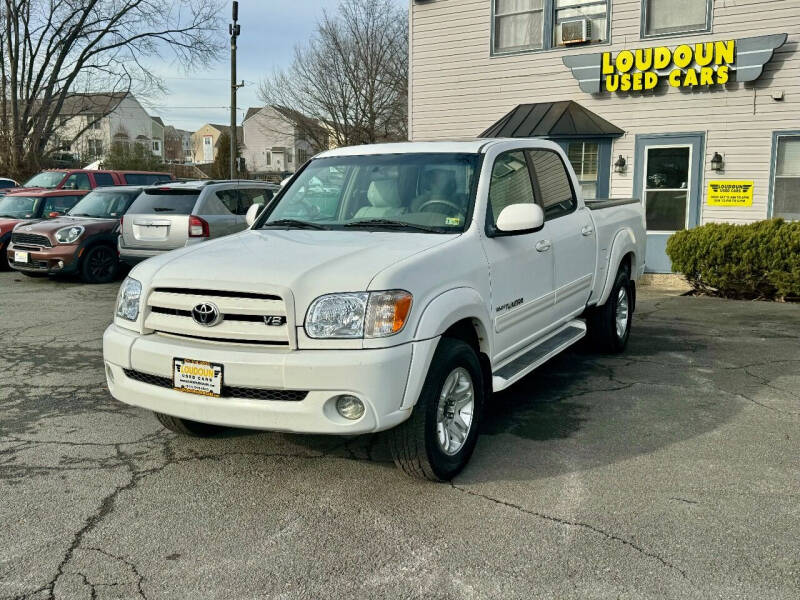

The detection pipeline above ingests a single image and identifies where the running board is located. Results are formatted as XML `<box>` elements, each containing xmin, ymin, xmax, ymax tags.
<box><xmin>492</xmin><ymin>320</ymin><xmax>587</xmax><ymax>391</ymax></box>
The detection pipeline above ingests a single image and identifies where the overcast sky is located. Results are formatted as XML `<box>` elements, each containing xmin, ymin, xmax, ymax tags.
<box><xmin>147</xmin><ymin>0</ymin><xmax>405</xmax><ymax>132</ymax></box>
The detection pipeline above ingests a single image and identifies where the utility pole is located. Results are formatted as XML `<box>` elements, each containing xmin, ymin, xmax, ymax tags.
<box><xmin>229</xmin><ymin>1</ymin><xmax>241</xmax><ymax>180</ymax></box>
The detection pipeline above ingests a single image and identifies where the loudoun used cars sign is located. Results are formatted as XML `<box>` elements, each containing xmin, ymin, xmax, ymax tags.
<box><xmin>563</xmin><ymin>34</ymin><xmax>787</xmax><ymax>95</ymax></box>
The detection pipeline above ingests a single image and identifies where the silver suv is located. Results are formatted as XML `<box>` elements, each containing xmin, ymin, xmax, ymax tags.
<box><xmin>118</xmin><ymin>180</ymin><xmax>278</xmax><ymax>265</ymax></box>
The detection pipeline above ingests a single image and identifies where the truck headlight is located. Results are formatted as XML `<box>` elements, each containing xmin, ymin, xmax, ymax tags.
<box><xmin>116</xmin><ymin>277</ymin><xmax>142</xmax><ymax>321</ymax></box>
<box><xmin>55</xmin><ymin>225</ymin><xmax>84</xmax><ymax>244</ymax></box>
<box><xmin>305</xmin><ymin>290</ymin><xmax>413</xmax><ymax>339</ymax></box>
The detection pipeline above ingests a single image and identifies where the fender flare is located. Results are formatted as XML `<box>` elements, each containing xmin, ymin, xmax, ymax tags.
<box><xmin>414</xmin><ymin>287</ymin><xmax>493</xmax><ymax>357</ymax></box>
<box><xmin>597</xmin><ymin>227</ymin><xmax>639</xmax><ymax>307</ymax></box>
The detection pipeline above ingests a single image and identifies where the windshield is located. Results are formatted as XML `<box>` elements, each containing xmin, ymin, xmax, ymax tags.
<box><xmin>68</xmin><ymin>190</ymin><xmax>140</xmax><ymax>218</ymax></box>
<box><xmin>23</xmin><ymin>171</ymin><xmax>66</xmax><ymax>189</ymax></box>
<box><xmin>261</xmin><ymin>153</ymin><xmax>481</xmax><ymax>233</ymax></box>
<box><xmin>0</xmin><ymin>195</ymin><xmax>40</xmax><ymax>219</ymax></box>
<box><xmin>126</xmin><ymin>190</ymin><xmax>200</xmax><ymax>215</ymax></box>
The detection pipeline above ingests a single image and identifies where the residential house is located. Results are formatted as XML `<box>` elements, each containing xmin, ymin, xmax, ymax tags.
<box><xmin>164</xmin><ymin>127</ymin><xmax>194</xmax><ymax>163</ymax></box>
<box><xmin>57</xmin><ymin>92</ymin><xmax>156</xmax><ymax>164</ymax></box>
<box><xmin>191</xmin><ymin>123</ymin><xmax>243</xmax><ymax>164</ymax></box>
<box><xmin>241</xmin><ymin>106</ymin><xmax>320</xmax><ymax>174</ymax></box>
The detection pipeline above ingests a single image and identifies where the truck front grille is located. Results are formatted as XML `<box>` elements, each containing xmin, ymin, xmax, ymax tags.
<box><xmin>144</xmin><ymin>288</ymin><xmax>291</xmax><ymax>346</ymax></box>
<box><xmin>123</xmin><ymin>369</ymin><xmax>308</xmax><ymax>401</ymax></box>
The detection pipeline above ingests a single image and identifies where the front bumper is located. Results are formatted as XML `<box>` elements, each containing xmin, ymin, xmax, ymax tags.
<box><xmin>103</xmin><ymin>324</ymin><xmax>439</xmax><ymax>435</ymax></box>
<box><xmin>7</xmin><ymin>243</ymin><xmax>80</xmax><ymax>273</ymax></box>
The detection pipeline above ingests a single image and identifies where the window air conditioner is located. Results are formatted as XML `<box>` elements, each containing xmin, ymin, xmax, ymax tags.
<box><xmin>561</xmin><ymin>18</ymin><xmax>591</xmax><ymax>45</ymax></box>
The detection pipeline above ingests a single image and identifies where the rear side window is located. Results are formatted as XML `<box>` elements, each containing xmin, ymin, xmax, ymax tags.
<box><xmin>238</xmin><ymin>188</ymin><xmax>274</xmax><ymax>213</ymax></box>
<box><xmin>94</xmin><ymin>173</ymin><xmax>114</xmax><ymax>186</ymax></box>
<box><xmin>527</xmin><ymin>150</ymin><xmax>576</xmax><ymax>221</ymax></box>
<box><xmin>124</xmin><ymin>173</ymin><xmax>169</xmax><ymax>185</ymax></box>
<box><xmin>64</xmin><ymin>173</ymin><xmax>91</xmax><ymax>190</ymax></box>
<box><xmin>215</xmin><ymin>189</ymin><xmax>240</xmax><ymax>214</ymax></box>
<box><xmin>487</xmin><ymin>151</ymin><xmax>536</xmax><ymax>229</ymax></box>
<box><xmin>0</xmin><ymin>180</ymin><xmax>15</xmax><ymax>189</ymax></box>
<box><xmin>43</xmin><ymin>196</ymin><xmax>81</xmax><ymax>214</ymax></box>
<box><xmin>126</xmin><ymin>190</ymin><xmax>199</xmax><ymax>214</ymax></box>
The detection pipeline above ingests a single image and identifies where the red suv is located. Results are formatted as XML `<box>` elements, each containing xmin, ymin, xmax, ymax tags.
<box><xmin>0</xmin><ymin>169</ymin><xmax>174</xmax><ymax>198</ymax></box>
<box><xmin>0</xmin><ymin>189</ymin><xmax>89</xmax><ymax>270</ymax></box>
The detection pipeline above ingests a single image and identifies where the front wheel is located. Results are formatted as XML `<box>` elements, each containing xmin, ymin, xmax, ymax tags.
<box><xmin>388</xmin><ymin>338</ymin><xmax>484</xmax><ymax>481</ymax></box>
<box><xmin>81</xmin><ymin>244</ymin><xmax>119</xmax><ymax>284</ymax></box>
<box><xmin>587</xmin><ymin>266</ymin><xmax>633</xmax><ymax>353</ymax></box>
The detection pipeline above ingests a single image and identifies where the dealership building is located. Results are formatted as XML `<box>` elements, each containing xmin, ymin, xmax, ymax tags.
<box><xmin>408</xmin><ymin>0</ymin><xmax>799</xmax><ymax>271</ymax></box>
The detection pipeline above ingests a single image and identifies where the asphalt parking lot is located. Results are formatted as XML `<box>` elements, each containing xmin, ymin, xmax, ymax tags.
<box><xmin>0</xmin><ymin>271</ymin><xmax>798</xmax><ymax>599</ymax></box>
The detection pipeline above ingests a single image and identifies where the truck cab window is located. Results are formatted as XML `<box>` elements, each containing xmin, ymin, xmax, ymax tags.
<box><xmin>487</xmin><ymin>150</ymin><xmax>536</xmax><ymax>229</ymax></box>
<box><xmin>528</xmin><ymin>150</ymin><xmax>576</xmax><ymax>220</ymax></box>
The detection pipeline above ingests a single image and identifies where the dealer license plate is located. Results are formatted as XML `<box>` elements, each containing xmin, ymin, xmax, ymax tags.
<box><xmin>14</xmin><ymin>251</ymin><xmax>29</xmax><ymax>264</ymax></box>
<box><xmin>173</xmin><ymin>358</ymin><xmax>223</xmax><ymax>397</ymax></box>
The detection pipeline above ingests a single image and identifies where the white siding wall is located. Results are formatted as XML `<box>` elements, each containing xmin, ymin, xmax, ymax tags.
<box><xmin>410</xmin><ymin>0</ymin><xmax>800</xmax><ymax>223</ymax></box>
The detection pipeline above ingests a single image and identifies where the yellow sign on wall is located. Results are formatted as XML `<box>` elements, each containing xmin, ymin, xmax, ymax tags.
<box><xmin>707</xmin><ymin>181</ymin><xmax>754</xmax><ymax>207</ymax></box>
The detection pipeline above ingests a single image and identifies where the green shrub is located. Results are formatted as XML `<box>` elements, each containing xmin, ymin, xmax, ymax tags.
<box><xmin>666</xmin><ymin>219</ymin><xmax>800</xmax><ymax>301</ymax></box>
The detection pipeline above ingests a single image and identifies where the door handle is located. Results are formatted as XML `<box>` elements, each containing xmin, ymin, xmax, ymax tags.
<box><xmin>581</xmin><ymin>225</ymin><xmax>594</xmax><ymax>236</ymax></box>
<box><xmin>535</xmin><ymin>240</ymin><xmax>552</xmax><ymax>253</ymax></box>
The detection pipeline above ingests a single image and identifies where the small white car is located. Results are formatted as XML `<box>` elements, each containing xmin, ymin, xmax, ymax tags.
<box><xmin>104</xmin><ymin>139</ymin><xmax>645</xmax><ymax>481</ymax></box>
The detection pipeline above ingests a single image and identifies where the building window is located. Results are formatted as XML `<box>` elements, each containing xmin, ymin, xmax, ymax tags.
<box><xmin>152</xmin><ymin>140</ymin><xmax>161</xmax><ymax>153</ymax></box>
<box><xmin>87</xmin><ymin>114</ymin><xmax>102</xmax><ymax>130</ymax></box>
<box><xmin>493</xmin><ymin>0</ymin><xmax>609</xmax><ymax>55</ymax></box>
<box><xmin>266</xmin><ymin>151</ymin><xmax>271</xmax><ymax>166</ymax></box>
<box><xmin>297</xmin><ymin>148</ymin><xmax>308</xmax><ymax>164</ymax></box>
<box><xmin>87</xmin><ymin>139</ymin><xmax>103</xmax><ymax>157</ymax></box>
<box><xmin>567</xmin><ymin>142</ymin><xmax>599</xmax><ymax>199</ymax></box>
<box><xmin>772</xmin><ymin>134</ymin><xmax>800</xmax><ymax>221</ymax></box>
<box><xmin>642</xmin><ymin>0</ymin><xmax>711</xmax><ymax>38</ymax></box>
<box><xmin>554</xmin><ymin>0</ymin><xmax>609</xmax><ymax>47</ymax></box>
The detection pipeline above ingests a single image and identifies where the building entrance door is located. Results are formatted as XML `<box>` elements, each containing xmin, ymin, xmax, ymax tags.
<box><xmin>634</xmin><ymin>133</ymin><xmax>705</xmax><ymax>273</ymax></box>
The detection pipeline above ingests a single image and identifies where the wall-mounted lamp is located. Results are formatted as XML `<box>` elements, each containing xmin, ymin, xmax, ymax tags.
<box><xmin>710</xmin><ymin>152</ymin><xmax>725</xmax><ymax>172</ymax></box>
<box><xmin>614</xmin><ymin>155</ymin><xmax>627</xmax><ymax>174</ymax></box>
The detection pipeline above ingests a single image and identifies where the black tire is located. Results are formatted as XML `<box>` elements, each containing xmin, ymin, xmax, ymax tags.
<box><xmin>0</xmin><ymin>243</ymin><xmax>10</xmax><ymax>271</ymax></box>
<box><xmin>80</xmin><ymin>244</ymin><xmax>119</xmax><ymax>284</ymax></box>
<box><xmin>587</xmin><ymin>265</ymin><xmax>633</xmax><ymax>353</ymax></box>
<box><xmin>388</xmin><ymin>338</ymin><xmax>484</xmax><ymax>481</ymax></box>
<box><xmin>154</xmin><ymin>411</ymin><xmax>223</xmax><ymax>437</ymax></box>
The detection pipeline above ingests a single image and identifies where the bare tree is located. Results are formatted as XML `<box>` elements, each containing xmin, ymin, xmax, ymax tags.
<box><xmin>0</xmin><ymin>0</ymin><xmax>223</xmax><ymax>180</ymax></box>
<box><xmin>258</xmin><ymin>0</ymin><xmax>408</xmax><ymax>149</ymax></box>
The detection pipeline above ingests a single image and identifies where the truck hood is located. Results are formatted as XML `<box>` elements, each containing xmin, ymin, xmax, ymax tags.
<box><xmin>135</xmin><ymin>229</ymin><xmax>458</xmax><ymax>315</ymax></box>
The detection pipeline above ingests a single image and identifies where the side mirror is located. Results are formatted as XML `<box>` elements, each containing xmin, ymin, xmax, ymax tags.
<box><xmin>495</xmin><ymin>203</ymin><xmax>544</xmax><ymax>233</ymax></box>
<box><xmin>48</xmin><ymin>211</ymin><xmax>62</xmax><ymax>218</ymax></box>
<box><xmin>245</xmin><ymin>203</ymin><xmax>263</xmax><ymax>227</ymax></box>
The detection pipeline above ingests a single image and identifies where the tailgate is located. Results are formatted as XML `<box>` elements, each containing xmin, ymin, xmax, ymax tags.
<box><xmin>123</xmin><ymin>189</ymin><xmax>199</xmax><ymax>250</ymax></box>
<box><xmin>125</xmin><ymin>214</ymin><xmax>190</xmax><ymax>250</ymax></box>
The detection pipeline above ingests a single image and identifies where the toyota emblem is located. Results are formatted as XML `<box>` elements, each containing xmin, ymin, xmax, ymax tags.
<box><xmin>191</xmin><ymin>302</ymin><xmax>222</xmax><ymax>327</ymax></box>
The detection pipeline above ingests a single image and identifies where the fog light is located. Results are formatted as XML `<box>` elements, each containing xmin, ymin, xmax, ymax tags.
<box><xmin>335</xmin><ymin>395</ymin><xmax>365</xmax><ymax>420</ymax></box>
<box><xmin>56</xmin><ymin>260</ymin><xmax>64</xmax><ymax>269</ymax></box>
<box><xmin>105</xmin><ymin>363</ymin><xmax>115</xmax><ymax>384</ymax></box>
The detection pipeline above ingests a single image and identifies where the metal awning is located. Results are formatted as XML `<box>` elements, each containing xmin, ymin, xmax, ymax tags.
<box><xmin>479</xmin><ymin>100</ymin><xmax>624</xmax><ymax>139</ymax></box>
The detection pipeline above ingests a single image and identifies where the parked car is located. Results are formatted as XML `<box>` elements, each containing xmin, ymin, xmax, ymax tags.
<box><xmin>0</xmin><ymin>189</ymin><xmax>88</xmax><ymax>270</ymax></box>
<box><xmin>118</xmin><ymin>180</ymin><xmax>278</xmax><ymax>265</ymax></box>
<box><xmin>103</xmin><ymin>139</ymin><xmax>646</xmax><ymax>481</ymax></box>
<box><xmin>0</xmin><ymin>169</ymin><xmax>174</xmax><ymax>198</ymax></box>
<box><xmin>6</xmin><ymin>186</ymin><xmax>145</xmax><ymax>283</ymax></box>
<box><xmin>0</xmin><ymin>177</ymin><xmax>19</xmax><ymax>190</ymax></box>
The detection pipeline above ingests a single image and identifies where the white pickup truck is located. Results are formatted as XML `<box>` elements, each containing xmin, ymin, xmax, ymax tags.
<box><xmin>103</xmin><ymin>139</ymin><xmax>645</xmax><ymax>481</ymax></box>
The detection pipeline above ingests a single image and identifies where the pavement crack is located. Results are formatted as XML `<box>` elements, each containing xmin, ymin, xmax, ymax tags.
<box><xmin>450</xmin><ymin>483</ymin><xmax>687</xmax><ymax>579</ymax></box>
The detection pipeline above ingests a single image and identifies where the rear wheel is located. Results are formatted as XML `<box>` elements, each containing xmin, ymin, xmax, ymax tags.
<box><xmin>154</xmin><ymin>412</ymin><xmax>223</xmax><ymax>437</ymax></box>
<box><xmin>388</xmin><ymin>338</ymin><xmax>484</xmax><ymax>481</ymax></box>
<box><xmin>0</xmin><ymin>242</ymin><xmax>9</xmax><ymax>271</ymax></box>
<box><xmin>81</xmin><ymin>244</ymin><xmax>118</xmax><ymax>284</ymax></box>
<box><xmin>587</xmin><ymin>265</ymin><xmax>633</xmax><ymax>353</ymax></box>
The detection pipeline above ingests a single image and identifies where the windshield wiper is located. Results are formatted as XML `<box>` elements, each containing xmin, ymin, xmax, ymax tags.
<box><xmin>69</xmin><ymin>213</ymin><xmax>91</xmax><ymax>217</ymax></box>
<box><xmin>0</xmin><ymin>214</ymin><xmax>18</xmax><ymax>218</ymax></box>
<box><xmin>265</xmin><ymin>219</ymin><xmax>327</xmax><ymax>230</ymax></box>
<box><xmin>152</xmin><ymin>207</ymin><xmax>176</xmax><ymax>212</ymax></box>
<box><xmin>344</xmin><ymin>219</ymin><xmax>444</xmax><ymax>233</ymax></box>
